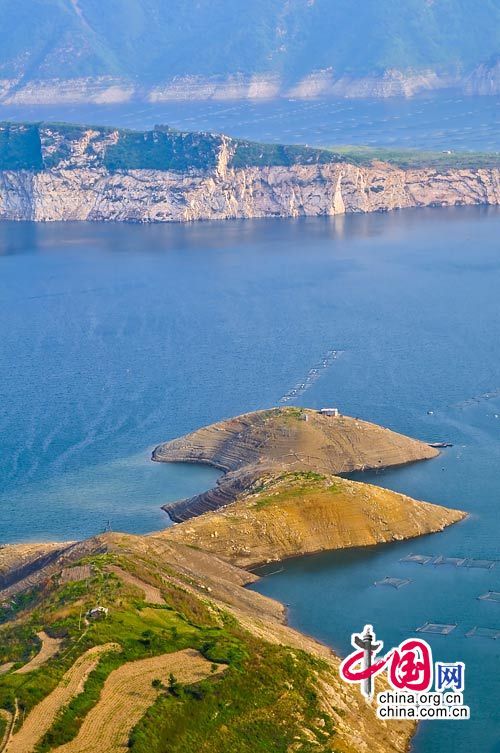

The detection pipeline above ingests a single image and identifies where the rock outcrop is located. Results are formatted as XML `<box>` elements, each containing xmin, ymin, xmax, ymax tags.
<box><xmin>0</xmin><ymin>69</ymin><xmax>497</xmax><ymax>104</ymax></box>
<box><xmin>0</xmin><ymin>123</ymin><xmax>498</xmax><ymax>223</ymax></box>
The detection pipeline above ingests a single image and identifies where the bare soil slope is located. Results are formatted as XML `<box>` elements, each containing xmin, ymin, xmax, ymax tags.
<box><xmin>164</xmin><ymin>471</ymin><xmax>465</xmax><ymax>567</ymax></box>
<box><xmin>153</xmin><ymin>407</ymin><xmax>438</xmax><ymax>521</ymax></box>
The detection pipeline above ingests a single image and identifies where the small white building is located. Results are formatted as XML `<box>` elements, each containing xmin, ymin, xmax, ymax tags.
<box><xmin>319</xmin><ymin>408</ymin><xmax>340</xmax><ymax>417</ymax></box>
<box><xmin>87</xmin><ymin>606</ymin><xmax>109</xmax><ymax>621</ymax></box>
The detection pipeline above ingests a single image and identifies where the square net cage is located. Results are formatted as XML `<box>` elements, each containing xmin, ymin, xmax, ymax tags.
<box><xmin>416</xmin><ymin>622</ymin><xmax>457</xmax><ymax>635</ymax></box>
<box><xmin>464</xmin><ymin>559</ymin><xmax>497</xmax><ymax>569</ymax></box>
<box><xmin>433</xmin><ymin>556</ymin><xmax>467</xmax><ymax>567</ymax></box>
<box><xmin>374</xmin><ymin>576</ymin><xmax>411</xmax><ymax>589</ymax></box>
<box><xmin>400</xmin><ymin>554</ymin><xmax>434</xmax><ymax>566</ymax></box>
<box><xmin>465</xmin><ymin>626</ymin><xmax>500</xmax><ymax>640</ymax></box>
<box><xmin>478</xmin><ymin>591</ymin><xmax>500</xmax><ymax>603</ymax></box>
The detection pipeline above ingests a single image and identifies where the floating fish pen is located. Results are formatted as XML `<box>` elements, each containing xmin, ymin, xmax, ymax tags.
<box><xmin>478</xmin><ymin>591</ymin><xmax>500</xmax><ymax>603</ymax></box>
<box><xmin>433</xmin><ymin>556</ymin><xmax>467</xmax><ymax>567</ymax></box>
<box><xmin>374</xmin><ymin>576</ymin><xmax>411</xmax><ymax>589</ymax></box>
<box><xmin>463</xmin><ymin>559</ymin><xmax>496</xmax><ymax>569</ymax></box>
<box><xmin>400</xmin><ymin>553</ymin><xmax>497</xmax><ymax>569</ymax></box>
<box><xmin>416</xmin><ymin>622</ymin><xmax>457</xmax><ymax>635</ymax></box>
<box><xmin>400</xmin><ymin>553</ymin><xmax>434</xmax><ymax>565</ymax></box>
<box><xmin>465</xmin><ymin>626</ymin><xmax>500</xmax><ymax>640</ymax></box>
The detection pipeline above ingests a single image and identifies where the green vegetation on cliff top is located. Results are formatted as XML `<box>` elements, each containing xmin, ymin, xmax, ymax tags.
<box><xmin>0</xmin><ymin>121</ymin><xmax>498</xmax><ymax>173</ymax></box>
<box><xmin>0</xmin><ymin>122</ymin><xmax>341</xmax><ymax>172</ymax></box>
<box><xmin>330</xmin><ymin>145</ymin><xmax>500</xmax><ymax>169</ymax></box>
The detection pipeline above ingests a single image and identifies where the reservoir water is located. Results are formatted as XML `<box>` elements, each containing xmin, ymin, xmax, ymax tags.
<box><xmin>1</xmin><ymin>93</ymin><xmax>498</xmax><ymax>152</ymax></box>
<box><xmin>1</xmin><ymin>206</ymin><xmax>499</xmax><ymax>751</ymax></box>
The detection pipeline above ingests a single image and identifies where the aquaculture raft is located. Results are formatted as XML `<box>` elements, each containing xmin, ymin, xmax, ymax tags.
<box><xmin>465</xmin><ymin>626</ymin><xmax>500</xmax><ymax>640</ymax></box>
<box><xmin>478</xmin><ymin>591</ymin><xmax>500</xmax><ymax>603</ymax></box>
<box><xmin>400</xmin><ymin>553</ymin><xmax>497</xmax><ymax>568</ymax></box>
<box><xmin>374</xmin><ymin>576</ymin><xmax>411</xmax><ymax>589</ymax></box>
<box><xmin>416</xmin><ymin>622</ymin><xmax>457</xmax><ymax>635</ymax></box>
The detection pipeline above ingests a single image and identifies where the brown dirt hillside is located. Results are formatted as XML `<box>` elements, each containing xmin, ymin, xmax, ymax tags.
<box><xmin>163</xmin><ymin>471</ymin><xmax>465</xmax><ymax>568</ymax></box>
<box><xmin>153</xmin><ymin>407</ymin><xmax>439</xmax><ymax>521</ymax></box>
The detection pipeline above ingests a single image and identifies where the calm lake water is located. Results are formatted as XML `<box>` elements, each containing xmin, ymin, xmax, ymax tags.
<box><xmin>1</xmin><ymin>206</ymin><xmax>499</xmax><ymax>751</ymax></box>
<box><xmin>1</xmin><ymin>93</ymin><xmax>498</xmax><ymax>151</ymax></box>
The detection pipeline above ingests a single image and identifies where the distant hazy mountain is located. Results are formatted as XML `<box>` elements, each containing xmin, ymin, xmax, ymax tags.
<box><xmin>0</xmin><ymin>0</ymin><xmax>498</xmax><ymax>103</ymax></box>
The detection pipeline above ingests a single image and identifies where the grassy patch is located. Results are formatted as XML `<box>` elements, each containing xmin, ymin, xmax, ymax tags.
<box><xmin>253</xmin><ymin>472</ymin><xmax>337</xmax><ymax>510</ymax></box>
<box><xmin>129</xmin><ymin>632</ymin><xmax>334</xmax><ymax>753</ymax></box>
<box><xmin>327</xmin><ymin>145</ymin><xmax>500</xmax><ymax>170</ymax></box>
<box><xmin>231</xmin><ymin>140</ymin><xmax>340</xmax><ymax>169</ymax></box>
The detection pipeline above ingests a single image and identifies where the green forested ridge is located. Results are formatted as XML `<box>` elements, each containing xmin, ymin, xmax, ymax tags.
<box><xmin>0</xmin><ymin>122</ymin><xmax>342</xmax><ymax>171</ymax></box>
<box><xmin>0</xmin><ymin>122</ymin><xmax>498</xmax><ymax>173</ymax></box>
<box><xmin>0</xmin><ymin>1</ymin><xmax>498</xmax><ymax>83</ymax></box>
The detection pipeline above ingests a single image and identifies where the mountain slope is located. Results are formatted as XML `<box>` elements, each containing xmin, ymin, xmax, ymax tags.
<box><xmin>0</xmin><ymin>1</ymin><xmax>498</xmax><ymax>101</ymax></box>
<box><xmin>164</xmin><ymin>471</ymin><xmax>465</xmax><ymax>568</ymax></box>
<box><xmin>0</xmin><ymin>533</ymin><xmax>415</xmax><ymax>753</ymax></box>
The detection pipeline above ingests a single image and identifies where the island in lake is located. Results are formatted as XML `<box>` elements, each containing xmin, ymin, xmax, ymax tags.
<box><xmin>0</xmin><ymin>407</ymin><xmax>464</xmax><ymax>753</ymax></box>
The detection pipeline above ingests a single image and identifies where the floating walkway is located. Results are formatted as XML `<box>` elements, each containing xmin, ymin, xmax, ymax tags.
<box><xmin>279</xmin><ymin>348</ymin><xmax>343</xmax><ymax>403</ymax></box>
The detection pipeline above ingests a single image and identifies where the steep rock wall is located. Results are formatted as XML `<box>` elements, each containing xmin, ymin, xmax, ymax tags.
<box><xmin>0</xmin><ymin>161</ymin><xmax>498</xmax><ymax>223</ymax></box>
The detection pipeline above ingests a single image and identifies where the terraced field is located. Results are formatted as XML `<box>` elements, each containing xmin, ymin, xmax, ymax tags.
<box><xmin>52</xmin><ymin>649</ymin><xmax>221</xmax><ymax>753</ymax></box>
<box><xmin>6</xmin><ymin>644</ymin><xmax>120</xmax><ymax>753</ymax></box>
<box><xmin>106</xmin><ymin>566</ymin><xmax>164</xmax><ymax>605</ymax></box>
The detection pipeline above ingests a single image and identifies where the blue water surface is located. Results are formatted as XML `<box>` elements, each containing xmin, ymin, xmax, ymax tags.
<box><xmin>1</xmin><ymin>206</ymin><xmax>499</xmax><ymax>751</ymax></box>
<box><xmin>0</xmin><ymin>93</ymin><xmax>498</xmax><ymax>151</ymax></box>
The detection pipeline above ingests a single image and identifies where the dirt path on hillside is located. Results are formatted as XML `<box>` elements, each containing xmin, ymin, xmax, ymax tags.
<box><xmin>107</xmin><ymin>566</ymin><xmax>164</xmax><ymax>605</ymax></box>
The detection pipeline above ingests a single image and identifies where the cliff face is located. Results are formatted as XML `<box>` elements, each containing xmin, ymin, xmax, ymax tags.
<box><xmin>1</xmin><ymin>160</ymin><xmax>499</xmax><ymax>223</ymax></box>
<box><xmin>0</xmin><ymin>123</ymin><xmax>498</xmax><ymax>223</ymax></box>
<box><xmin>464</xmin><ymin>55</ymin><xmax>500</xmax><ymax>95</ymax></box>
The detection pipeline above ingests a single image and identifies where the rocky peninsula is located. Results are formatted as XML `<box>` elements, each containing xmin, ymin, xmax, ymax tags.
<box><xmin>153</xmin><ymin>407</ymin><xmax>439</xmax><ymax>517</ymax></box>
<box><xmin>152</xmin><ymin>407</ymin><xmax>464</xmax><ymax>565</ymax></box>
<box><xmin>0</xmin><ymin>407</ymin><xmax>466</xmax><ymax>753</ymax></box>
<box><xmin>163</xmin><ymin>471</ymin><xmax>464</xmax><ymax>569</ymax></box>
<box><xmin>0</xmin><ymin>123</ymin><xmax>498</xmax><ymax>223</ymax></box>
